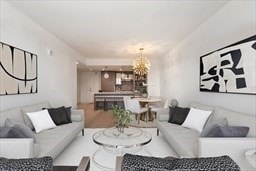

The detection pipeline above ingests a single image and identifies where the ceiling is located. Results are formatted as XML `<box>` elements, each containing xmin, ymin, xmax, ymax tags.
<box><xmin>77</xmin><ymin>64</ymin><xmax>133</xmax><ymax>72</ymax></box>
<box><xmin>7</xmin><ymin>0</ymin><xmax>229</xmax><ymax>60</ymax></box>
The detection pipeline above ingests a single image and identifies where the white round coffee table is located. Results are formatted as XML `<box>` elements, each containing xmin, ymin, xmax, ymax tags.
<box><xmin>92</xmin><ymin>127</ymin><xmax>152</xmax><ymax>170</ymax></box>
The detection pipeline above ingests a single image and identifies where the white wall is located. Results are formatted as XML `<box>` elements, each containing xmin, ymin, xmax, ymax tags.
<box><xmin>0</xmin><ymin>1</ymin><xmax>85</xmax><ymax>110</ymax></box>
<box><xmin>78</xmin><ymin>71</ymin><xmax>101</xmax><ymax>103</ymax></box>
<box><xmin>159</xmin><ymin>0</ymin><xmax>256</xmax><ymax>115</ymax></box>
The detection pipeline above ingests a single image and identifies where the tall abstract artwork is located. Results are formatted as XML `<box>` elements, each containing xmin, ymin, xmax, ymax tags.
<box><xmin>200</xmin><ymin>35</ymin><xmax>256</xmax><ymax>95</ymax></box>
<box><xmin>0</xmin><ymin>42</ymin><xmax>38</xmax><ymax>95</ymax></box>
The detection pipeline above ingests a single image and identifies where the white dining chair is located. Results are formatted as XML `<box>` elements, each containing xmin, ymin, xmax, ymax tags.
<box><xmin>123</xmin><ymin>96</ymin><xmax>131</xmax><ymax>110</ymax></box>
<box><xmin>150</xmin><ymin>99</ymin><xmax>169</xmax><ymax>119</ymax></box>
<box><xmin>126</xmin><ymin>99</ymin><xmax>147</xmax><ymax>124</ymax></box>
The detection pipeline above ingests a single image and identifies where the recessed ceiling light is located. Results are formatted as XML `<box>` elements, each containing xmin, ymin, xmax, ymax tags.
<box><xmin>119</xmin><ymin>68</ymin><xmax>122</xmax><ymax>71</ymax></box>
<box><xmin>76</xmin><ymin>61</ymin><xmax>79</xmax><ymax>65</ymax></box>
<box><xmin>102</xmin><ymin>68</ymin><xmax>105</xmax><ymax>71</ymax></box>
<box><xmin>90</xmin><ymin>69</ymin><xmax>93</xmax><ymax>71</ymax></box>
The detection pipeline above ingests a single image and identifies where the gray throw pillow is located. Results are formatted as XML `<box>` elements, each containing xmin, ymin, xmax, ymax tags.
<box><xmin>200</xmin><ymin>117</ymin><xmax>228</xmax><ymax>137</ymax></box>
<box><xmin>5</xmin><ymin>119</ymin><xmax>35</xmax><ymax>141</ymax></box>
<box><xmin>0</xmin><ymin>127</ymin><xmax>26</xmax><ymax>138</ymax></box>
<box><xmin>206</xmin><ymin>126</ymin><xmax>249</xmax><ymax>137</ymax></box>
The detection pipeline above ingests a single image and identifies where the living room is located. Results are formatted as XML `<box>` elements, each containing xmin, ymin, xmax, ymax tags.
<box><xmin>0</xmin><ymin>0</ymin><xmax>255</xmax><ymax>171</ymax></box>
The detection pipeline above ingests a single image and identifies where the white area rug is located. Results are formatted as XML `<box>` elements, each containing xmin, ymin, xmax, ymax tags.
<box><xmin>53</xmin><ymin>128</ymin><xmax>177</xmax><ymax>171</ymax></box>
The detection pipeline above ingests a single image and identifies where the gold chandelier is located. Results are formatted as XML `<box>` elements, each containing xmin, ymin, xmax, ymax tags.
<box><xmin>133</xmin><ymin>48</ymin><xmax>151</xmax><ymax>75</ymax></box>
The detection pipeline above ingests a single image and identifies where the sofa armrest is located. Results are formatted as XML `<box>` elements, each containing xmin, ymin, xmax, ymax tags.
<box><xmin>198</xmin><ymin>137</ymin><xmax>256</xmax><ymax>170</ymax></box>
<box><xmin>157</xmin><ymin>108</ymin><xmax>169</xmax><ymax>122</ymax></box>
<box><xmin>0</xmin><ymin>138</ymin><xmax>34</xmax><ymax>158</ymax></box>
<box><xmin>71</xmin><ymin>109</ymin><xmax>84</xmax><ymax>122</ymax></box>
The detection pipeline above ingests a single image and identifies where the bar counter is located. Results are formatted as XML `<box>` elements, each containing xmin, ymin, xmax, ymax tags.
<box><xmin>94</xmin><ymin>91</ymin><xmax>134</xmax><ymax>110</ymax></box>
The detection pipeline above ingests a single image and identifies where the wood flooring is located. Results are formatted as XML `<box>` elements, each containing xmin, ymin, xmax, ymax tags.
<box><xmin>78</xmin><ymin>103</ymin><xmax>115</xmax><ymax>128</ymax></box>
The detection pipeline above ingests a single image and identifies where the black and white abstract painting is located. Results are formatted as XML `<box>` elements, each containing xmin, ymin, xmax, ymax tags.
<box><xmin>200</xmin><ymin>35</ymin><xmax>256</xmax><ymax>95</ymax></box>
<box><xmin>0</xmin><ymin>42</ymin><xmax>38</xmax><ymax>95</ymax></box>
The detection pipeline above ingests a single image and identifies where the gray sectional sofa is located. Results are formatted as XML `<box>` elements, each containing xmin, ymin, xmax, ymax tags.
<box><xmin>156</xmin><ymin>101</ymin><xmax>256</xmax><ymax>171</ymax></box>
<box><xmin>0</xmin><ymin>102</ymin><xmax>84</xmax><ymax>159</ymax></box>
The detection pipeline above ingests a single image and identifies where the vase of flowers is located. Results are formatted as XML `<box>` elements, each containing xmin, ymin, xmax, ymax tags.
<box><xmin>112</xmin><ymin>105</ymin><xmax>132</xmax><ymax>133</ymax></box>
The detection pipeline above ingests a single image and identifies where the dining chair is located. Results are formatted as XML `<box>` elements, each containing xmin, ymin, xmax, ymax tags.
<box><xmin>150</xmin><ymin>99</ymin><xmax>169</xmax><ymax>119</ymax></box>
<box><xmin>126</xmin><ymin>99</ymin><xmax>147</xmax><ymax>124</ymax></box>
<box><xmin>123</xmin><ymin>96</ymin><xmax>131</xmax><ymax>110</ymax></box>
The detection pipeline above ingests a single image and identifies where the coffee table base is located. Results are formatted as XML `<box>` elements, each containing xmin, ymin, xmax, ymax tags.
<box><xmin>93</xmin><ymin>146</ymin><xmax>151</xmax><ymax>170</ymax></box>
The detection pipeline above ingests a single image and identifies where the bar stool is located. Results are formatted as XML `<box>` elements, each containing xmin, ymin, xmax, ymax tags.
<box><xmin>114</xmin><ymin>97</ymin><xmax>124</xmax><ymax>108</ymax></box>
<box><xmin>105</xmin><ymin>97</ymin><xmax>115</xmax><ymax>110</ymax></box>
<box><xmin>95</xmin><ymin>97</ymin><xmax>106</xmax><ymax>110</ymax></box>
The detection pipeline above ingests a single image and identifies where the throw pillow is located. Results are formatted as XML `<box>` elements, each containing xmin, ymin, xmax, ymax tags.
<box><xmin>44</xmin><ymin>106</ymin><xmax>70</xmax><ymax>125</ymax></box>
<box><xmin>5</xmin><ymin>119</ymin><xmax>35</xmax><ymax>140</ymax></box>
<box><xmin>200</xmin><ymin>117</ymin><xmax>228</xmax><ymax>137</ymax></box>
<box><xmin>169</xmin><ymin>106</ymin><xmax>190</xmax><ymax>125</ymax></box>
<box><xmin>65</xmin><ymin>106</ymin><xmax>72</xmax><ymax>122</ymax></box>
<box><xmin>168</xmin><ymin>106</ymin><xmax>174</xmax><ymax>123</ymax></box>
<box><xmin>26</xmin><ymin>110</ymin><xmax>57</xmax><ymax>133</ymax></box>
<box><xmin>0</xmin><ymin>127</ymin><xmax>26</xmax><ymax>138</ymax></box>
<box><xmin>206</xmin><ymin>126</ymin><xmax>249</xmax><ymax>137</ymax></box>
<box><xmin>182</xmin><ymin>107</ymin><xmax>212</xmax><ymax>132</ymax></box>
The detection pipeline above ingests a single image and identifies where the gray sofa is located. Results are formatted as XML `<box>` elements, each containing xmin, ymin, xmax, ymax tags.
<box><xmin>0</xmin><ymin>102</ymin><xmax>84</xmax><ymax>159</ymax></box>
<box><xmin>156</xmin><ymin>101</ymin><xmax>256</xmax><ymax>171</ymax></box>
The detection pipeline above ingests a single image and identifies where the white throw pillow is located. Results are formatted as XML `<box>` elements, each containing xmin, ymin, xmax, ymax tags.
<box><xmin>182</xmin><ymin>107</ymin><xmax>212</xmax><ymax>132</ymax></box>
<box><xmin>26</xmin><ymin>110</ymin><xmax>56</xmax><ymax>133</ymax></box>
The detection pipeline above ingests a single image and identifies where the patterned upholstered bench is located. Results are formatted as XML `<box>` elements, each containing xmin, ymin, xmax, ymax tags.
<box><xmin>116</xmin><ymin>154</ymin><xmax>240</xmax><ymax>171</ymax></box>
<box><xmin>0</xmin><ymin>156</ymin><xmax>90</xmax><ymax>171</ymax></box>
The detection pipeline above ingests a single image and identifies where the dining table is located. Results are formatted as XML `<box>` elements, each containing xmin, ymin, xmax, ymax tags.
<box><xmin>134</xmin><ymin>97</ymin><xmax>162</xmax><ymax>122</ymax></box>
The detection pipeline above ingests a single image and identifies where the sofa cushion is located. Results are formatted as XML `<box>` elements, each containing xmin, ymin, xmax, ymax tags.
<box><xmin>189</xmin><ymin>102</ymin><xmax>214</xmax><ymax>111</ymax></box>
<box><xmin>35</xmin><ymin>122</ymin><xmax>83</xmax><ymax>159</ymax></box>
<box><xmin>5</xmin><ymin>119</ymin><xmax>35</xmax><ymax>140</ymax></box>
<box><xmin>169</xmin><ymin>106</ymin><xmax>190</xmax><ymax>125</ymax></box>
<box><xmin>21</xmin><ymin>102</ymin><xmax>51</xmax><ymax>130</ymax></box>
<box><xmin>213</xmin><ymin>107</ymin><xmax>256</xmax><ymax>137</ymax></box>
<box><xmin>157</xmin><ymin>121</ymin><xmax>199</xmax><ymax>157</ymax></box>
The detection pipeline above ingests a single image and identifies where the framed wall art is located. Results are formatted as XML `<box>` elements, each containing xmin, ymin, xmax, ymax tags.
<box><xmin>0</xmin><ymin>42</ymin><xmax>38</xmax><ymax>95</ymax></box>
<box><xmin>200</xmin><ymin>35</ymin><xmax>256</xmax><ymax>95</ymax></box>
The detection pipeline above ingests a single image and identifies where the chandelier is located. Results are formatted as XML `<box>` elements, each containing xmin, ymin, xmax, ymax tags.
<box><xmin>133</xmin><ymin>48</ymin><xmax>151</xmax><ymax>75</ymax></box>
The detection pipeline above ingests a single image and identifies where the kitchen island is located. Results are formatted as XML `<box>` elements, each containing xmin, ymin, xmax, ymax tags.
<box><xmin>94</xmin><ymin>91</ymin><xmax>134</xmax><ymax>110</ymax></box>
